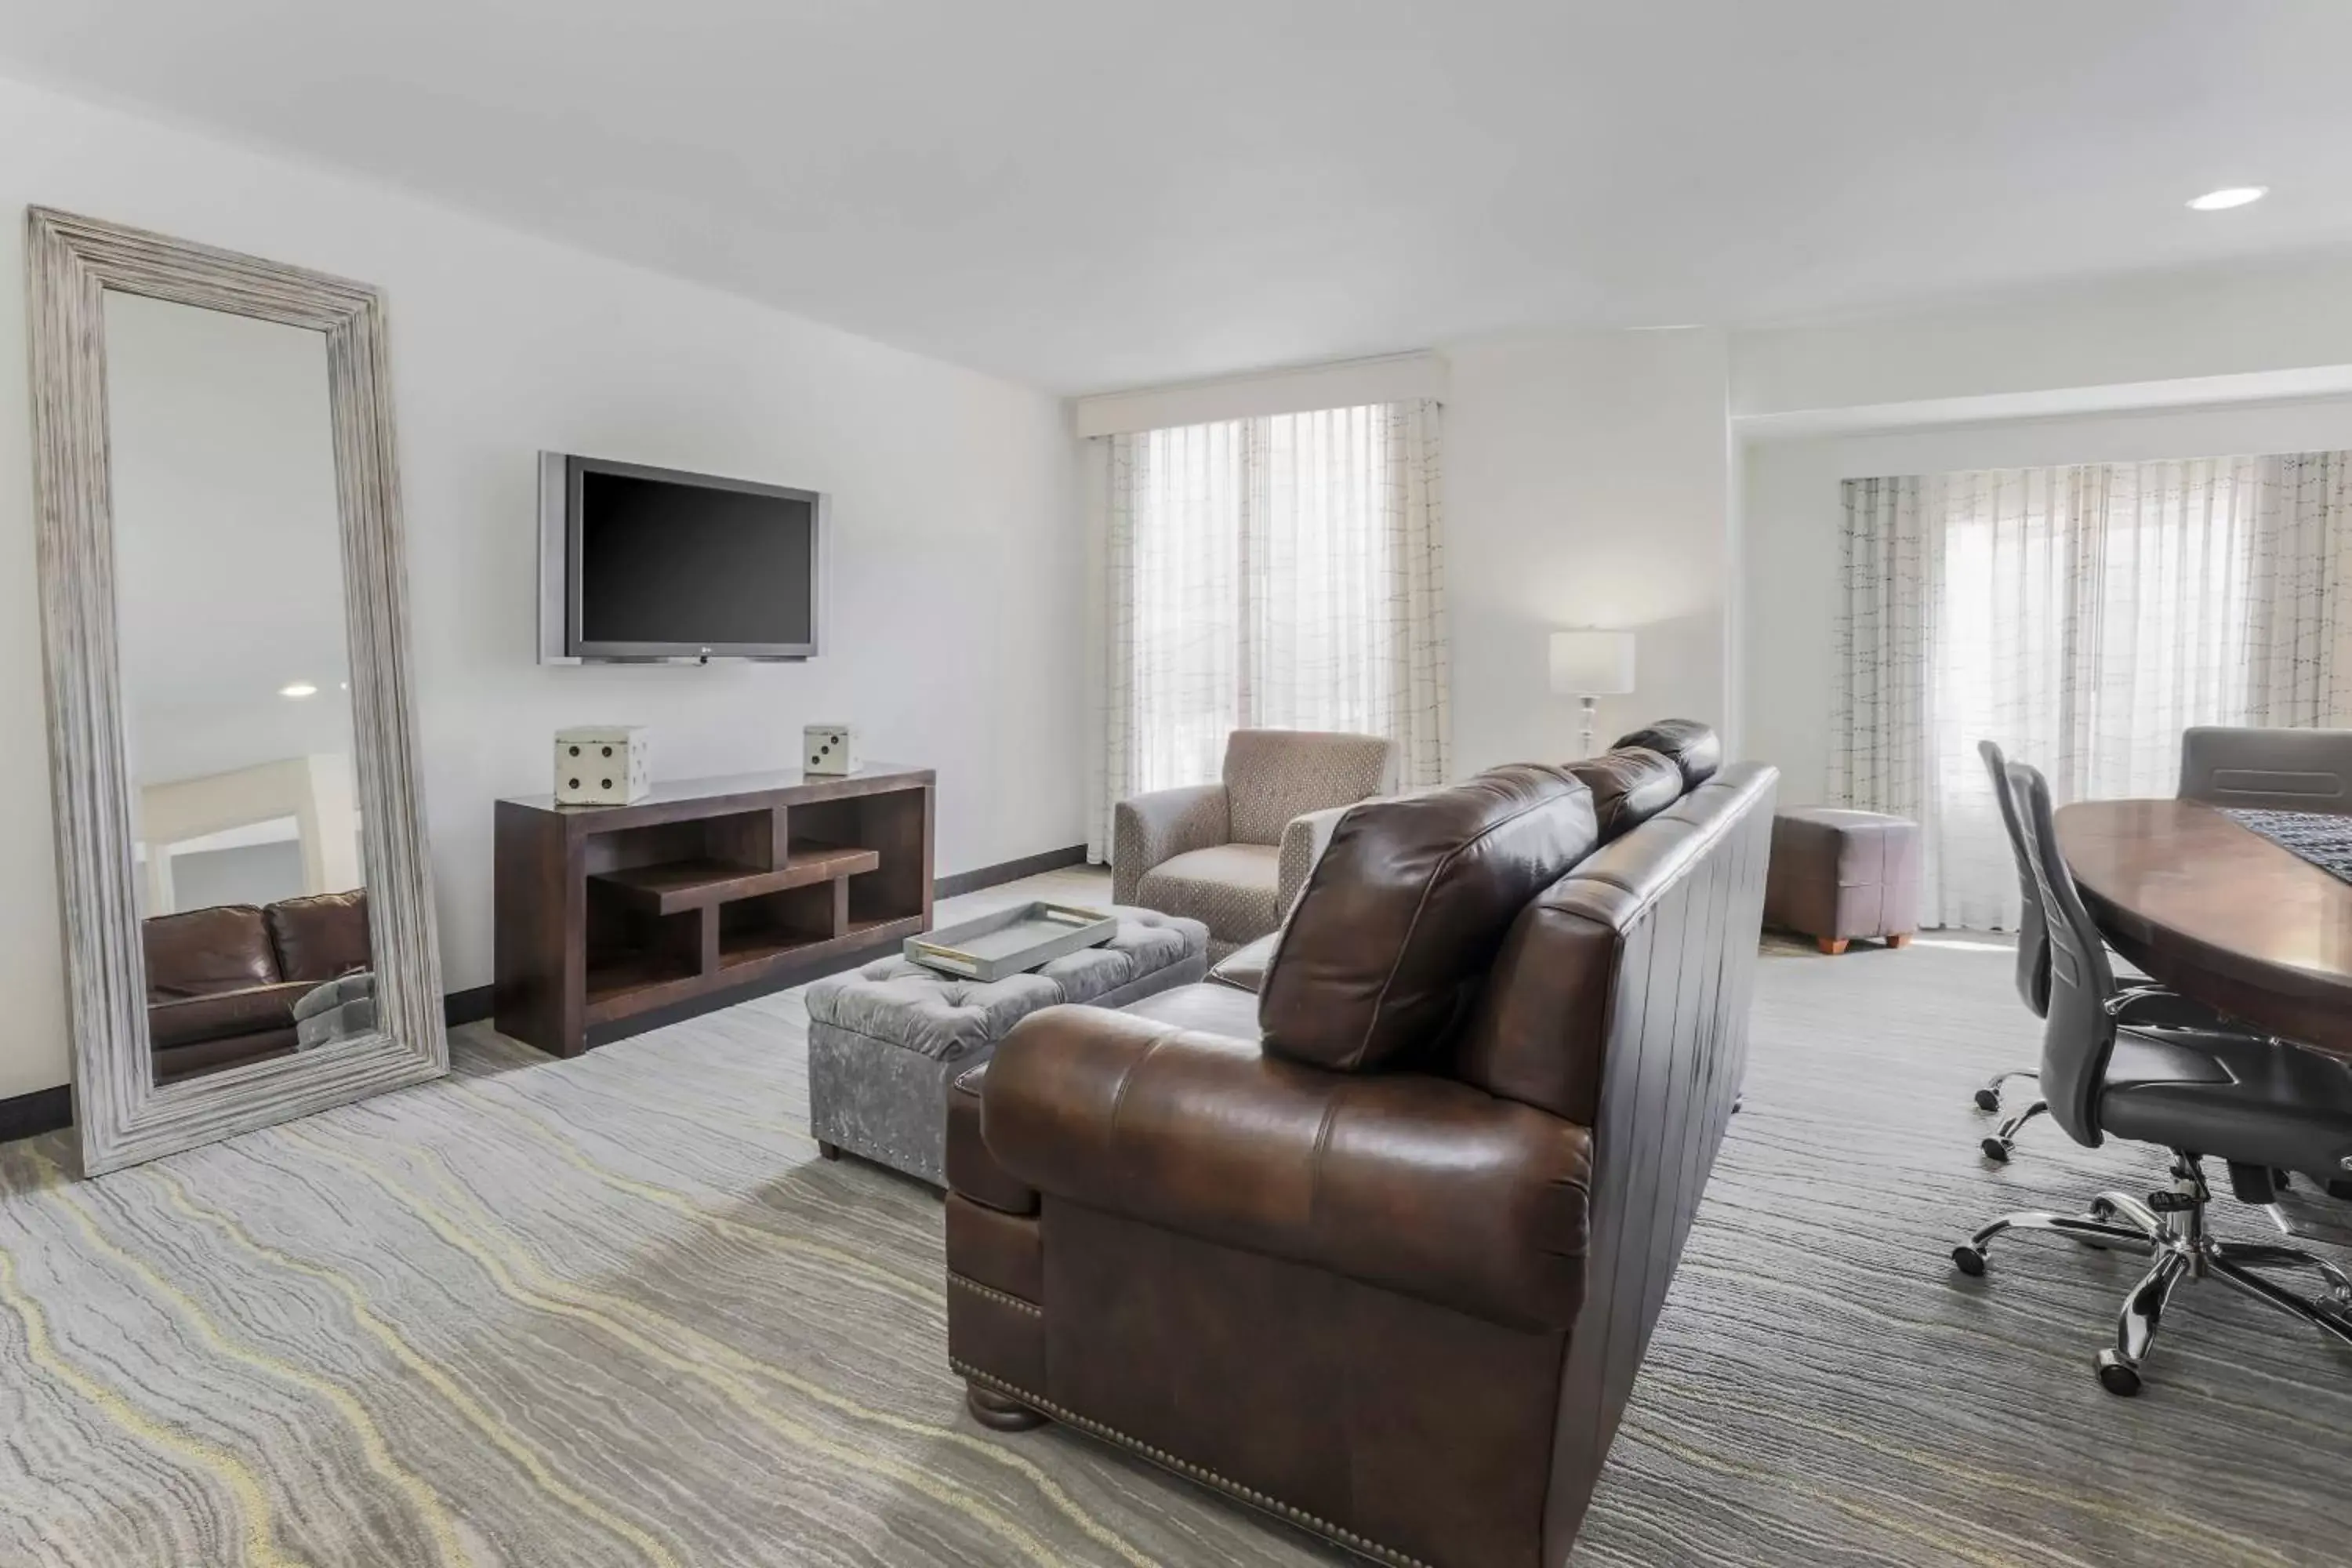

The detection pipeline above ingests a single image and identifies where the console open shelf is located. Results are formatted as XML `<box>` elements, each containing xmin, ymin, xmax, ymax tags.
<box><xmin>587</xmin><ymin>841</ymin><xmax>882</xmax><ymax>916</ymax></box>
<box><xmin>496</xmin><ymin>764</ymin><xmax>933</xmax><ymax>1056</ymax></box>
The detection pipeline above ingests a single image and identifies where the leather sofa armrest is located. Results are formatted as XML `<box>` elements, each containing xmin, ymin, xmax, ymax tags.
<box><xmin>1112</xmin><ymin>782</ymin><xmax>1231</xmax><ymax>905</ymax></box>
<box><xmin>982</xmin><ymin>1004</ymin><xmax>1593</xmax><ymax>1331</ymax></box>
<box><xmin>948</xmin><ymin>1062</ymin><xmax>1036</xmax><ymax>1214</ymax></box>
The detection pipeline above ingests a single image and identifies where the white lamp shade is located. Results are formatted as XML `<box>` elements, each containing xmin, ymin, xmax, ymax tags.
<box><xmin>1548</xmin><ymin>630</ymin><xmax>1637</xmax><ymax>696</ymax></box>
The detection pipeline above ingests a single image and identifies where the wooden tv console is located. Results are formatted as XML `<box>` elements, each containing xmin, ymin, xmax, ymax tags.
<box><xmin>494</xmin><ymin>764</ymin><xmax>934</xmax><ymax>1058</ymax></box>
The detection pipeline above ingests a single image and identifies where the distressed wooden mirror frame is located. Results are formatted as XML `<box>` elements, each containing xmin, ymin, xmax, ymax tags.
<box><xmin>26</xmin><ymin>208</ymin><xmax>445</xmax><ymax>1175</ymax></box>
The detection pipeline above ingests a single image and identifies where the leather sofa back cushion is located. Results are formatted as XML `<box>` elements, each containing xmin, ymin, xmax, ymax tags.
<box><xmin>1566</xmin><ymin>746</ymin><xmax>1683</xmax><ymax>840</ymax></box>
<box><xmin>1457</xmin><ymin>764</ymin><xmax>1777</xmax><ymax>1120</ymax></box>
<box><xmin>143</xmin><ymin>905</ymin><xmax>279</xmax><ymax>1001</ymax></box>
<box><xmin>267</xmin><ymin>890</ymin><xmax>372</xmax><ymax>982</ymax></box>
<box><xmin>1259</xmin><ymin>764</ymin><xmax>1599</xmax><ymax>1070</ymax></box>
<box><xmin>1612</xmin><ymin>719</ymin><xmax>1721</xmax><ymax>789</ymax></box>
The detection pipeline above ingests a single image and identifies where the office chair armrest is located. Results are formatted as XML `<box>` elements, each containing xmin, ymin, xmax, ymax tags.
<box><xmin>2105</xmin><ymin>985</ymin><xmax>2266</xmax><ymax>1038</ymax></box>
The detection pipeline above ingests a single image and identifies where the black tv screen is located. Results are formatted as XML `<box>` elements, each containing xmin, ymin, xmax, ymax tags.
<box><xmin>565</xmin><ymin>457</ymin><xmax>822</xmax><ymax>659</ymax></box>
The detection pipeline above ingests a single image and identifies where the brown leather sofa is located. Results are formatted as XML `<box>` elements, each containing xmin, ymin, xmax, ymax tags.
<box><xmin>143</xmin><ymin>890</ymin><xmax>371</xmax><ymax>1080</ymax></box>
<box><xmin>945</xmin><ymin>720</ymin><xmax>1776</xmax><ymax>1568</ymax></box>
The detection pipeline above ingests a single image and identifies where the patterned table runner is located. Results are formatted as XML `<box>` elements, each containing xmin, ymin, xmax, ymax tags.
<box><xmin>2223</xmin><ymin>808</ymin><xmax>2352</xmax><ymax>884</ymax></box>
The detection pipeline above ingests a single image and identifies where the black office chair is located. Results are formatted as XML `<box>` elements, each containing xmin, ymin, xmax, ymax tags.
<box><xmin>2180</xmin><ymin>725</ymin><xmax>2352</xmax><ymax>815</ymax></box>
<box><xmin>1973</xmin><ymin>739</ymin><xmax>2254</xmax><ymax>1165</ymax></box>
<box><xmin>1951</xmin><ymin>760</ymin><xmax>2352</xmax><ymax>1395</ymax></box>
<box><xmin>1971</xmin><ymin>741</ymin><xmax>2050</xmax><ymax>1159</ymax></box>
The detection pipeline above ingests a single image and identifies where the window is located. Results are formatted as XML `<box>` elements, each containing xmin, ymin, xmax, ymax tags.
<box><xmin>1835</xmin><ymin>453</ymin><xmax>2350</xmax><ymax>928</ymax></box>
<box><xmin>1094</xmin><ymin>401</ymin><xmax>1449</xmax><ymax>855</ymax></box>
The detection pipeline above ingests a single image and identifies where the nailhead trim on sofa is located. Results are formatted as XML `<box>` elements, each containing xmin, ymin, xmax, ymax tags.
<box><xmin>950</xmin><ymin>1357</ymin><xmax>1435</xmax><ymax>1568</ymax></box>
<box><xmin>946</xmin><ymin>1272</ymin><xmax>1043</xmax><ymax>1316</ymax></box>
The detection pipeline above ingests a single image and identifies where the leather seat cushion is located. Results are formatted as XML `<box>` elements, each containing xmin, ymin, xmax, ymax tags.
<box><xmin>267</xmin><ymin>889</ymin><xmax>371</xmax><ymax>983</ymax></box>
<box><xmin>1119</xmin><ymin>981</ymin><xmax>1261</xmax><ymax>1038</ymax></box>
<box><xmin>143</xmin><ymin>905</ymin><xmax>280</xmax><ymax>1000</ymax></box>
<box><xmin>984</xmin><ymin>1004</ymin><xmax>1594</xmax><ymax>1330</ymax></box>
<box><xmin>2100</xmin><ymin>1028</ymin><xmax>2352</xmax><ymax>1183</ymax></box>
<box><xmin>1258</xmin><ymin>765</ymin><xmax>1600</xmax><ymax>1072</ymax></box>
<box><xmin>1612</xmin><ymin>720</ymin><xmax>1722</xmax><ymax>789</ymax></box>
<box><xmin>1566</xmin><ymin>746</ymin><xmax>1684</xmax><ymax>840</ymax></box>
<box><xmin>154</xmin><ymin>1030</ymin><xmax>299</xmax><ymax>1081</ymax></box>
<box><xmin>1208</xmin><ymin>931</ymin><xmax>1279</xmax><ymax>993</ymax></box>
<box><xmin>1134</xmin><ymin>844</ymin><xmax>1282</xmax><ymax>946</ymax></box>
<box><xmin>147</xmin><ymin>981</ymin><xmax>311</xmax><ymax>1050</ymax></box>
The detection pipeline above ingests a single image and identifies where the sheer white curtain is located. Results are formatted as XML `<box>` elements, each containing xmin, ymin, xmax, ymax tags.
<box><xmin>1833</xmin><ymin>453</ymin><xmax>2352</xmax><ymax>930</ymax></box>
<box><xmin>1090</xmin><ymin>401</ymin><xmax>1449</xmax><ymax>860</ymax></box>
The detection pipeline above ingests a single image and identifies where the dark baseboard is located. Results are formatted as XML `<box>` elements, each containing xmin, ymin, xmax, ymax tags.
<box><xmin>0</xmin><ymin>1084</ymin><xmax>72</xmax><ymax>1143</ymax></box>
<box><xmin>935</xmin><ymin>844</ymin><xmax>1089</xmax><ymax>900</ymax></box>
<box><xmin>444</xmin><ymin>985</ymin><xmax>496</xmax><ymax>1027</ymax></box>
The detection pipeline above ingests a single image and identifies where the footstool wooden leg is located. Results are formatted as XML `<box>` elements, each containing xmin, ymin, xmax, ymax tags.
<box><xmin>818</xmin><ymin>1141</ymin><xmax>841</xmax><ymax>1160</ymax></box>
<box><xmin>1888</xmin><ymin>933</ymin><xmax>1912</xmax><ymax>950</ymax></box>
<box><xmin>967</xmin><ymin>1383</ymin><xmax>1048</xmax><ymax>1432</ymax></box>
<box><xmin>1817</xmin><ymin>937</ymin><xmax>1849</xmax><ymax>956</ymax></box>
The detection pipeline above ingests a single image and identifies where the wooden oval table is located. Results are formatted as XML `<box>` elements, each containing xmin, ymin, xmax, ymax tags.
<box><xmin>2055</xmin><ymin>799</ymin><xmax>2352</xmax><ymax>1061</ymax></box>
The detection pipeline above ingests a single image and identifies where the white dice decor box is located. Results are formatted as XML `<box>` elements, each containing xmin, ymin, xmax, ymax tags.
<box><xmin>555</xmin><ymin>725</ymin><xmax>652</xmax><ymax>805</ymax></box>
<box><xmin>804</xmin><ymin>724</ymin><xmax>859</xmax><ymax>775</ymax></box>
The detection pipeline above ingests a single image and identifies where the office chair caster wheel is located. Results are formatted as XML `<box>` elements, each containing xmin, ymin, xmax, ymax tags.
<box><xmin>1973</xmin><ymin>1087</ymin><xmax>2002</xmax><ymax>1112</ymax></box>
<box><xmin>2095</xmin><ymin>1350</ymin><xmax>2142</xmax><ymax>1396</ymax></box>
<box><xmin>1980</xmin><ymin>1136</ymin><xmax>2011</xmax><ymax>1163</ymax></box>
<box><xmin>1951</xmin><ymin>1245</ymin><xmax>1987</xmax><ymax>1276</ymax></box>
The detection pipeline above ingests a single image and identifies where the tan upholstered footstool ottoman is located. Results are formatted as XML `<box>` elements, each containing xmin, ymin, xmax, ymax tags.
<box><xmin>1765</xmin><ymin>807</ymin><xmax>1920</xmax><ymax>954</ymax></box>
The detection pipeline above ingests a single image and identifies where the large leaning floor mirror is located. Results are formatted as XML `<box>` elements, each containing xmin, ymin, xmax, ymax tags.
<box><xmin>27</xmin><ymin>209</ymin><xmax>444</xmax><ymax>1175</ymax></box>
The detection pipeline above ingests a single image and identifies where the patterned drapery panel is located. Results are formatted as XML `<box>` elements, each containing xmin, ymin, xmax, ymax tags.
<box><xmin>1833</xmin><ymin>453</ymin><xmax>2352</xmax><ymax>931</ymax></box>
<box><xmin>1089</xmin><ymin>401</ymin><xmax>1449</xmax><ymax>862</ymax></box>
<box><xmin>2247</xmin><ymin>450</ymin><xmax>2352</xmax><ymax>728</ymax></box>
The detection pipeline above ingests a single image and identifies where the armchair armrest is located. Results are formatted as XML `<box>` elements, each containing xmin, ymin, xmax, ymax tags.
<box><xmin>1112</xmin><ymin>782</ymin><xmax>1229</xmax><ymax>905</ymax></box>
<box><xmin>982</xmin><ymin>1004</ymin><xmax>1594</xmax><ymax>1331</ymax></box>
<box><xmin>1276</xmin><ymin>802</ymin><xmax>1355</xmax><ymax>913</ymax></box>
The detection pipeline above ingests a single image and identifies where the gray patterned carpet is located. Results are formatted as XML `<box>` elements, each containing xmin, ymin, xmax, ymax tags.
<box><xmin>1</xmin><ymin>873</ymin><xmax>2348</xmax><ymax>1566</ymax></box>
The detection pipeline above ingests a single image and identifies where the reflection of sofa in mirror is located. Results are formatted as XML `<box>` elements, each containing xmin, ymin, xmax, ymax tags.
<box><xmin>142</xmin><ymin>890</ymin><xmax>371</xmax><ymax>1080</ymax></box>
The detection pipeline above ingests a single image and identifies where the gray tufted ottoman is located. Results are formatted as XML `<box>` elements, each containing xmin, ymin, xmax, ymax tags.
<box><xmin>804</xmin><ymin>906</ymin><xmax>1209</xmax><ymax>1185</ymax></box>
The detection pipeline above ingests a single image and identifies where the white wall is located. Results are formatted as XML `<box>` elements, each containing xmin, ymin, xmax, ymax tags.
<box><xmin>1732</xmin><ymin>252</ymin><xmax>2352</xmax><ymax>423</ymax></box>
<box><xmin>1740</xmin><ymin>394</ymin><xmax>2352</xmax><ymax>804</ymax></box>
<box><xmin>1443</xmin><ymin>328</ymin><xmax>1733</xmax><ymax>771</ymax></box>
<box><xmin>0</xmin><ymin>75</ymin><xmax>1084</xmax><ymax>1098</ymax></box>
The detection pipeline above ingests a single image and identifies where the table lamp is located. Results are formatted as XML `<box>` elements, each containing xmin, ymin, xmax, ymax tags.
<box><xmin>1548</xmin><ymin>629</ymin><xmax>1637</xmax><ymax>758</ymax></box>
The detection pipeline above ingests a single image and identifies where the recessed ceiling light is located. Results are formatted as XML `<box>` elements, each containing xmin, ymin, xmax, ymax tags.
<box><xmin>2187</xmin><ymin>186</ymin><xmax>2267</xmax><ymax>212</ymax></box>
<box><xmin>279</xmin><ymin>681</ymin><xmax>318</xmax><ymax>699</ymax></box>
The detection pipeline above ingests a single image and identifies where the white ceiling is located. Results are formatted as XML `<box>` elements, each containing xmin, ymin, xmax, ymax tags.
<box><xmin>9</xmin><ymin>0</ymin><xmax>2352</xmax><ymax>392</ymax></box>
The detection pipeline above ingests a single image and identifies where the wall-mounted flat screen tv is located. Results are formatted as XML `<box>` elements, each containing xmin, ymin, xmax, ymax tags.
<box><xmin>538</xmin><ymin>453</ymin><xmax>825</xmax><ymax>662</ymax></box>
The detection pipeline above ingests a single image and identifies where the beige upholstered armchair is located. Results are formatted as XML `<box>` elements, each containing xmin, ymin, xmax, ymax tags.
<box><xmin>1112</xmin><ymin>729</ymin><xmax>1397</xmax><ymax>957</ymax></box>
